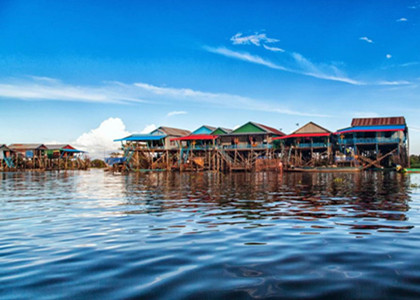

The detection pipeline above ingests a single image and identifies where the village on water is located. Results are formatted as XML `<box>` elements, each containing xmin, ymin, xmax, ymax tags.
<box><xmin>0</xmin><ymin>116</ymin><xmax>414</xmax><ymax>173</ymax></box>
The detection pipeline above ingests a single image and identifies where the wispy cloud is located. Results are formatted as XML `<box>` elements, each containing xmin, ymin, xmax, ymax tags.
<box><xmin>133</xmin><ymin>80</ymin><xmax>330</xmax><ymax>117</ymax></box>
<box><xmin>400</xmin><ymin>61</ymin><xmax>420</xmax><ymax>67</ymax></box>
<box><xmin>377</xmin><ymin>80</ymin><xmax>412</xmax><ymax>86</ymax></box>
<box><xmin>204</xmin><ymin>46</ymin><xmax>288</xmax><ymax>71</ymax></box>
<box><xmin>205</xmin><ymin>46</ymin><xmax>362</xmax><ymax>85</ymax></box>
<box><xmin>0</xmin><ymin>78</ymin><xmax>146</xmax><ymax>104</ymax></box>
<box><xmin>167</xmin><ymin>110</ymin><xmax>187</xmax><ymax>117</ymax></box>
<box><xmin>231</xmin><ymin>32</ymin><xmax>279</xmax><ymax>46</ymax></box>
<box><xmin>386</xmin><ymin>54</ymin><xmax>392</xmax><ymax>59</ymax></box>
<box><xmin>360</xmin><ymin>36</ymin><xmax>373</xmax><ymax>43</ymax></box>
<box><xmin>263</xmin><ymin>44</ymin><xmax>285</xmax><ymax>52</ymax></box>
<box><xmin>0</xmin><ymin>76</ymin><xmax>330</xmax><ymax>118</ymax></box>
<box><xmin>290</xmin><ymin>52</ymin><xmax>363</xmax><ymax>85</ymax></box>
<box><xmin>397</xmin><ymin>17</ymin><xmax>408</xmax><ymax>22</ymax></box>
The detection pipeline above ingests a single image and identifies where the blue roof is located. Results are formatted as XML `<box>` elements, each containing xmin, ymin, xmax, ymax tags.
<box><xmin>336</xmin><ymin>125</ymin><xmax>406</xmax><ymax>133</ymax></box>
<box><xmin>114</xmin><ymin>134</ymin><xmax>167</xmax><ymax>142</ymax></box>
<box><xmin>62</xmin><ymin>149</ymin><xmax>85</xmax><ymax>153</ymax></box>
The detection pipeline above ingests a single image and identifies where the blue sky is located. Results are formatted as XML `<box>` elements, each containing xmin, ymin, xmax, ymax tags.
<box><xmin>1</xmin><ymin>0</ymin><xmax>420</xmax><ymax>155</ymax></box>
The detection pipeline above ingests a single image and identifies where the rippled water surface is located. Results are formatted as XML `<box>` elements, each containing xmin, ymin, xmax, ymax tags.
<box><xmin>1</xmin><ymin>170</ymin><xmax>420</xmax><ymax>299</ymax></box>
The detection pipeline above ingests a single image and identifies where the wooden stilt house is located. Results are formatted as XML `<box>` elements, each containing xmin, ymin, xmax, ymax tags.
<box><xmin>335</xmin><ymin>116</ymin><xmax>409</xmax><ymax>168</ymax></box>
<box><xmin>114</xmin><ymin>126</ymin><xmax>191</xmax><ymax>170</ymax></box>
<box><xmin>219</xmin><ymin>121</ymin><xmax>285</xmax><ymax>149</ymax></box>
<box><xmin>170</xmin><ymin>125</ymin><xmax>218</xmax><ymax>169</ymax></box>
<box><xmin>8</xmin><ymin>144</ymin><xmax>48</xmax><ymax>169</ymax></box>
<box><xmin>273</xmin><ymin>122</ymin><xmax>332</xmax><ymax>167</ymax></box>
<box><xmin>215</xmin><ymin>122</ymin><xmax>285</xmax><ymax>171</ymax></box>
<box><xmin>171</xmin><ymin>125</ymin><xmax>217</xmax><ymax>150</ymax></box>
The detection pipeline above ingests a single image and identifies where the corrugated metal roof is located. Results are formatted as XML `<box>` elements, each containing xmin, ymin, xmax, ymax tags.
<box><xmin>8</xmin><ymin>144</ymin><xmax>47</xmax><ymax>150</ymax></box>
<box><xmin>292</xmin><ymin>122</ymin><xmax>331</xmax><ymax>135</ymax></box>
<box><xmin>219</xmin><ymin>127</ymin><xmax>232</xmax><ymax>133</ymax></box>
<box><xmin>336</xmin><ymin>125</ymin><xmax>406</xmax><ymax>134</ymax></box>
<box><xmin>155</xmin><ymin>126</ymin><xmax>191</xmax><ymax>136</ymax></box>
<box><xmin>45</xmin><ymin>144</ymin><xmax>75</xmax><ymax>150</ymax></box>
<box><xmin>190</xmin><ymin>125</ymin><xmax>217</xmax><ymax>135</ymax></box>
<box><xmin>211</xmin><ymin>127</ymin><xmax>233</xmax><ymax>134</ymax></box>
<box><xmin>351</xmin><ymin>116</ymin><xmax>406</xmax><ymax>127</ymax></box>
<box><xmin>254</xmin><ymin>123</ymin><xmax>286</xmax><ymax>136</ymax></box>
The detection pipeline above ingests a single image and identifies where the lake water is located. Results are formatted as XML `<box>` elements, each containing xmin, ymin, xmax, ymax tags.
<box><xmin>1</xmin><ymin>170</ymin><xmax>420</xmax><ymax>299</ymax></box>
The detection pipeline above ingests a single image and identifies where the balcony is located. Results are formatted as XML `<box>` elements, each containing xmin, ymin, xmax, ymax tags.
<box><xmin>338</xmin><ymin>138</ymin><xmax>400</xmax><ymax>145</ymax></box>
<box><xmin>223</xmin><ymin>144</ymin><xmax>273</xmax><ymax>150</ymax></box>
<box><xmin>296</xmin><ymin>143</ymin><xmax>330</xmax><ymax>148</ymax></box>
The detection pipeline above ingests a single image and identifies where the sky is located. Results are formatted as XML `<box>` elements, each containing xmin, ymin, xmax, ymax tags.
<box><xmin>1</xmin><ymin>0</ymin><xmax>420</xmax><ymax>157</ymax></box>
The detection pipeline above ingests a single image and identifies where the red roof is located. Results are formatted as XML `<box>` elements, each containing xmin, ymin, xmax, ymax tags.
<box><xmin>256</xmin><ymin>123</ymin><xmax>286</xmax><ymax>136</ymax></box>
<box><xmin>170</xmin><ymin>134</ymin><xmax>218</xmax><ymax>141</ymax></box>
<box><xmin>273</xmin><ymin>133</ymin><xmax>331</xmax><ymax>140</ymax></box>
<box><xmin>351</xmin><ymin>117</ymin><xmax>406</xmax><ymax>127</ymax></box>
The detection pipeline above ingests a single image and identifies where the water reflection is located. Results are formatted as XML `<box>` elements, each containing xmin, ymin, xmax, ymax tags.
<box><xmin>119</xmin><ymin>171</ymin><xmax>412</xmax><ymax>235</ymax></box>
<box><xmin>1</xmin><ymin>170</ymin><xmax>420</xmax><ymax>299</ymax></box>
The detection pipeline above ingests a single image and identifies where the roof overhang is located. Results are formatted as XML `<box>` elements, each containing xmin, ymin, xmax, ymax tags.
<box><xmin>335</xmin><ymin>125</ymin><xmax>406</xmax><ymax>134</ymax></box>
<box><xmin>114</xmin><ymin>134</ymin><xmax>167</xmax><ymax>142</ymax></box>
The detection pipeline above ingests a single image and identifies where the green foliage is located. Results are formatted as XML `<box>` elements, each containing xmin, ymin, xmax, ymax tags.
<box><xmin>411</xmin><ymin>155</ymin><xmax>420</xmax><ymax>168</ymax></box>
<box><xmin>91</xmin><ymin>159</ymin><xmax>106</xmax><ymax>168</ymax></box>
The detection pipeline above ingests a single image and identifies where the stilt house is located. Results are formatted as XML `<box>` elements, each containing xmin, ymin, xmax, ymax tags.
<box><xmin>335</xmin><ymin>116</ymin><xmax>409</xmax><ymax>168</ymax></box>
<box><xmin>115</xmin><ymin>126</ymin><xmax>191</xmax><ymax>150</ymax></box>
<box><xmin>273</xmin><ymin>122</ymin><xmax>332</xmax><ymax>166</ymax></box>
<box><xmin>171</xmin><ymin>125</ymin><xmax>217</xmax><ymax>150</ymax></box>
<box><xmin>8</xmin><ymin>144</ymin><xmax>48</xmax><ymax>159</ymax></box>
<box><xmin>219</xmin><ymin>122</ymin><xmax>285</xmax><ymax>149</ymax></box>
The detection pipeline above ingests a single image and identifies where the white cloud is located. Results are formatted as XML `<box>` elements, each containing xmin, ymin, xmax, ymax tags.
<box><xmin>360</xmin><ymin>37</ymin><xmax>373</xmax><ymax>43</ymax></box>
<box><xmin>134</xmin><ymin>81</ymin><xmax>330</xmax><ymax>117</ymax></box>
<box><xmin>263</xmin><ymin>44</ymin><xmax>285</xmax><ymax>52</ymax></box>
<box><xmin>230</xmin><ymin>32</ymin><xmax>279</xmax><ymax>46</ymax></box>
<box><xmin>290</xmin><ymin>52</ymin><xmax>363</xmax><ymax>85</ymax></box>
<box><xmin>397</xmin><ymin>17</ymin><xmax>408</xmax><ymax>22</ymax></box>
<box><xmin>167</xmin><ymin>111</ymin><xmax>187</xmax><ymax>117</ymax></box>
<box><xmin>73</xmin><ymin>117</ymin><xmax>130</xmax><ymax>158</ymax></box>
<box><xmin>205</xmin><ymin>46</ymin><xmax>288</xmax><ymax>71</ymax></box>
<box><xmin>205</xmin><ymin>46</ymin><xmax>361</xmax><ymax>85</ymax></box>
<box><xmin>377</xmin><ymin>80</ymin><xmax>411</xmax><ymax>86</ymax></box>
<box><xmin>29</xmin><ymin>76</ymin><xmax>61</xmax><ymax>83</ymax></box>
<box><xmin>0</xmin><ymin>78</ymin><xmax>146</xmax><ymax>104</ymax></box>
<box><xmin>140</xmin><ymin>124</ymin><xmax>157</xmax><ymax>133</ymax></box>
<box><xmin>386</xmin><ymin>54</ymin><xmax>392</xmax><ymax>59</ymax></box>
<box><xmin>0</xmin><ymin>76</ymin><xmax>329</xmax><ymax>117</ymax></box>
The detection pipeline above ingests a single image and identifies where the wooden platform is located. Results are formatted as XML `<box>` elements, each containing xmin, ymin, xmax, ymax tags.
<box><xmin>285</xmin><ymin>166</ymin><xmax>362</xmax><ymax>173</ymax></box>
